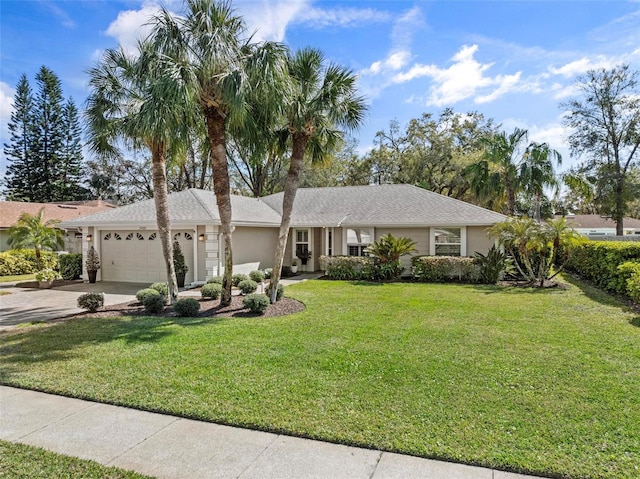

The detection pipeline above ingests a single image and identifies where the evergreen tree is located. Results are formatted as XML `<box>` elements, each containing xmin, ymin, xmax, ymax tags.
<box><xmin>3</xmin><ymin>74</ymin><xmax>37</xmax><ymax>201</ymax></box>
<box><xmin>56</xmin><ymin>98</ymin><xmax>84</xmax><ymax>200</ymax></box>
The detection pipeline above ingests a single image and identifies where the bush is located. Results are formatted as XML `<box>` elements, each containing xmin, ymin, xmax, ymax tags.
<box><xmin>35</xmin><ymin>268</ymin><xmax>60</xmax><ymax>281</ymax></box>
<box><xmin>201</xmin><ymin>283</ymin><xmax>222</xmax><ymax>299</ymax></box>
<box><xmin>319</xmin><ymin>255</ymin><xmax>374</xmax><ymax>280</ymax></box>
<box><xmin>174</xmin><ymin>298</ymin><xmax>200</xmax><ymax>317</ymax></box>
<box><xmin>266</xmin><ymin>282</ymin><xmax>284</xmax><ymax>301</ymax></box>
<box><xmin>281</xmin><ymin>266</ymin><xmax>293</xmax><ymax>277</ymax></box>
<box><xmin>59</xmin><ymin>253</ymin><xmax>82</xmax><ymax>280</ymax></box>
<box><xmin>243</xmin><ymin>294</ymin><xmax>270</xmax><ymax>314</ymax></box>
<box><xmin>567</xmin><ymin>241</ymin><xmax>640</xmax><ymax>295</ymax></box>
<box><xmin>412</xmin><ymin>256</ymin><xmax>478</xmax><ymax>283</ymax></box>
<box><xmin>150</xmin><ymin>282</ymin><xmax>168</xmax><ymax>297</ymax></box>
<box><xmin>77</xmin><ymin>292</ymin><xmax>104</xmax><ymax>312</ymax></box>
<box><xmin>142</xmin><ymin>293</ymin><xmax>165</xmax><ymax>314</ymax></box>
<box><xmin>207</xmin><ymin>276</ymin><xmax>223</xmax><ymax>284</ymax></box>
<box><xmin>238</xmin><ymin>279</ymin><xmax>258</xmax><ymax>295</ymax></box>
<box><xmin>474</xmin><ymin>246</ymin><xmax>513</xmax><ymax>284</ymax></box>
<box><xmin>136</xmin><ymin>288</ymin><xmax>160</xmax><ymax>303</ymax></box>
<box><xmin>249</xmin><ymin>270</ymin><xmax>265</xmax><ymax>283</ymax></box>
<box><xmin>0</xmin><ymin>249</ymin><xmax>57</xmax><ymax>276</ymax></box>
<box><xmin>618</xmin><ymin>262</ymin><xmax>640</xmax><ymax>303</ymax></box>
<box><xmin>263</xmin><ymin>268</ymin><xmax>272</xmax><ymax>279</ymax></box>
<box><xmin>232</xmin><ymin>273</ymin><xmax>249</xmax><ymax>287</ymax></box>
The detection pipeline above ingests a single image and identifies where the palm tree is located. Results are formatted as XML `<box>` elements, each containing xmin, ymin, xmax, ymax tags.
<box><xmin>521</xmin><ymin>142</ymin><xmax>562</xmax><ymax>221</ymax></box>
<box><xmin>85</xmin><ymin>41</ymin><xmax>191</xmax><ymax>304</ymax></box>
<box><xmin>152</xmin><ymin>0</ymin><xmax>287</xmax><ymax>305</ymax></box>
<box><xmin>268</xmin><ymin>48</ymin><xmax>367</xmax><ymax>302</ymax></box>
<box><xmin>8</xmin><ymin>208</ymin><xmax>64</xmax><ymax>270</ymax></box>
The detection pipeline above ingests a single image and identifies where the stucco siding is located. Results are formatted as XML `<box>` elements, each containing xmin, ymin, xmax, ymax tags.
<box><xmin>375</xmin><ymin>227</ymin><xmax>429</xmax><ymax>272</ymax></box>
<box><xmin>231</xmin><ymin>226</ymin><xmax>279</xmax><ymax>274</ymax></box>
<box><xmin>467</xmin><ymin>225</ymin><xmax>494</xmax><ymax>256</ymax></box>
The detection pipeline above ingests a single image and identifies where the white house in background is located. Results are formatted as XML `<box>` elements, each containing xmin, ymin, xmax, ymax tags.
<box><xmin>555</xmin><ymin>214</ymin><xmax>640</xmax><ymax>237</ymax></box>
<box><xmin>59</xmin><ymin>184</ymin><xmax>506</xmax><ymax>285</ymax></box>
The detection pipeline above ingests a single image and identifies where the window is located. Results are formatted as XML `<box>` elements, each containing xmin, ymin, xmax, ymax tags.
<box><xmin>294</xmin><ymin>229</ymin><xmax>310</xmax><ymax>258</ymax></box>
<box><xmin>434</xmin><ymin>227</ymin><xmax>461</xmax><ymax>256</ymax></box>
<box><xmin>346</xmin><ymin>228</ymin><xmax>372</xmax><ymax>256</ymax></box>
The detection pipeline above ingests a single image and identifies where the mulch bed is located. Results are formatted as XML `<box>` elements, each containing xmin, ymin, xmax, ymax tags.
<box><xmin>74</xmin><ymin>295</ymin><xmax>305</xmax><ymax>320</ymax></box>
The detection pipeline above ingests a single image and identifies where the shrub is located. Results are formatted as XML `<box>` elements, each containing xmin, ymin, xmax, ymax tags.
<box><xmin>207</xmin><ymin>276</ymin><xmax>223</xmax><ymax>284</ymax></box>
<box><xmin>266</xmin><ymin>282</ymin><xmax>284</xmax><ymax>301</ymax></box>
<box><xmin>173</xmin><ymin>241</ymin><xmax>188</xmax><ymax>275</ymax></box>
<box><xmin>85</xmin><ymin>246</ymin><xmax>100</xmax><ymax>272</ymax></box>
<box><xmin>232</xmin><ymin>273</ymin><xmax>249</xmax><ymax>287</ymax></box>
<box><xmin>281</xmin><ymin>266</ymin><xmax>293</xmax><ymax>277</ymax></box>
<box><xmin>474</xmin><ymin>246</ymin><xmax>513</xmax><ymax>284</ymax></box>
<box><xmin>77</xmin><ymin>292</ymin><xmax>104</xmax><ymax>312</ymax></box>
<box><xmin>319</xmin><ymin>255</ymin><xmax>374</xmax><ymax>280</ymax></box>
<box><xmin>263</xmin><ymin>268</ymin><xmax>272</xmax><ymax>279</ymax></box>
<box><xmin>35</xmin><ymin>268</ymin><xmax>60</xmax><ymax>281</ymax></box>
<box><xmin>174</xmin><ymin>298</ymin><xmax>200</xmax><ymax>317</ymax></box>
<box><xmin>150</xmin><ymin>282</ymin><xmax>169</xmax><ymax>297</ymax></box>
<box><xmin>618</xmin><ymin>262</ymin><xmax>640</xmax><ymax>303</ymax></box>
<box><xmin>59</xmin><ymin>253</ymin><xmax>82</xmax><ymax>280</ymax></box>
<box><xmin>142</xmin><ymin>293</ymin><xmax>165</xmax><ymax>314</ymax></box>
<box><xmin>567</xmin><ymin>241</ymin><xmax>640</xmax><ymax>295</ymax></box>
<box><xmin>238</xmin><ymin>279</ymin><xmax>258</xmax><ymax>295</ymax></box>
<box><xmin>249</xmin><ymin>270</ymin><xmax>265</xmax><ymax>283</ymax></box>
<box><xmin>412</xmin><ymin>256</ymin><xmax>478</xmax><ymax>283</ymax></box>
<box><xmin>136</xmin><ymin>288</ymin><xmax>160</xmax><ymax>303</ymax></box>
<box><xmin>243</xmin><ymin>294</ymin><xmax>270</xmax><ymax>314</ymax></box>
<box><xmin>0</xmin><ymin>249</ymin><xmax>57</xmax><ymax>276</ymax></box>
<box><xmin>201</xmin><ymin>283</ymin><xmax>222</xmax><ymax>299</ymax></box>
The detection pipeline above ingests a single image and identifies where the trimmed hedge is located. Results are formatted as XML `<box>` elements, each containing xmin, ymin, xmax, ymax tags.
<box><xmin>150</xmin><ymin>282</ymin><xmax>169</xmax><ymax>297</ymax></box>
<box><xmin>243</xmin><ymin>294</ymin><xmax>270</xmax><ymax>314</ymax></box>
<box><xmin>174</xmin><ymin>298</ymin><xmax>201</xmax><ymax>317</ymax></box>
<box><xmin>59</xmin><ymin>253</ymin><xmax>82</xmax><ymax>280</ymax></box>
<box><xmin>201</xmin><ymin>283</ymin><xmax>222</xmax><ymax>299</ymax></box>
<box><xmin>0</xmin><ymin>249</ymin><xmax>58</xmax><ymax>276</ymax></box>
<box><xmin>566</xmin><ymin>241</ymin><xmax>640</xmax><ymax>296</ymax></box>
<box><xmin>238</xmin><ymin>279</ymin><xmax>258</xmax><ymax>295</ymax></box>
<box><xmin>618</xmin><ymin>262</ymin><xmax>640</xmax><ymax>303</ymax></box>
<box><xmin>319</xmin><ymin>256</ymin><xmax>376</xmax><ymax>280</ymax></box>
<box><xmin>412</xmin><ymin>256</ymin><xmax>479</xmax><ymax>283</ymax></box>
<box><xmin>77</xmin><ymin>292</ymin><xmax>104</xmax><ymax>312</ymax></box>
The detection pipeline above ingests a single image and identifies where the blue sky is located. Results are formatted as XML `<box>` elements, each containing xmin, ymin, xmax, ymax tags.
<box><xmin>2</xmin><ymin>0</ymin><xmax>640</xmax><ymax>176</ymax></box>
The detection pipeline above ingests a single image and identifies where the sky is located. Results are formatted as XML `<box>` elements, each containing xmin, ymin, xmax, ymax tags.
<box><xmin>1</xmin><ymin>0</ymin><xmax>640</xmax><ymax>178</ymax></box>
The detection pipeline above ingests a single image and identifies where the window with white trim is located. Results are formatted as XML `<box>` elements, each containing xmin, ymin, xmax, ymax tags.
<box><xmin>346</xmin><ymin>228</ymin><xmax>373</xmax><ymax>256</ymax></box>
<box><xmin>294</xmin><ymin>229</ymin><xmax>310</xmax><ymax>259</ymax></box>
<box><xmin>434</xmin><ymin>227</ymin><xmax>461</xmax><ymax>256</ymax></box>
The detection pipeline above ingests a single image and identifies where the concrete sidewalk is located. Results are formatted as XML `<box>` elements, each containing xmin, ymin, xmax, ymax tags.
<box><xmin>0</xmin><ymin>386</ymin><xmax>542</xmax><ymax>479</ymax></box>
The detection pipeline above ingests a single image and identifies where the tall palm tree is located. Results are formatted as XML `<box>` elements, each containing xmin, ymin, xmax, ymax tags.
<box><xmin>153</xmin><ymin>0</ymin><xmax>287</xmax><ymax>305</ymax></box>
<box><xmin>268</xmin><ymin>48</ymin><xmax>367</xmax><ymax>302</ymax></box>
<box><xmin>8</xmin><ymin>208</ymin><xmax>64</xmax><ymax>270</ymax></box>
<box><xmin>85</xmin><ymin>41</ymin><xmax>192</xmax><ymax>304</ymax></box>
<box><xmin>521</xmin><ymin>142</ymin><xmax>561</xmax><ymax>221</ymax></box>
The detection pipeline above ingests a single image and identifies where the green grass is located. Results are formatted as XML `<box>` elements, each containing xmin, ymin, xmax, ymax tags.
<box><xmin>1</xmin><ymin>277</ymin><xmax>639</xmax><ymax>479</ymax></box>
<box><xmin>0</xmin><ymin>273</ymin><xmax>35</xmax><ymax>283</ymax></box>
<box><xmin>0</xmin><ymin>440</ymin><xmax>154</xmax><ymax>478</ymax></box>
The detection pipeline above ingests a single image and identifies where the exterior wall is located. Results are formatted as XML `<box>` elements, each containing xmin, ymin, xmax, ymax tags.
<box><xmin>375</xmin><ymin>227</ymin><xmax>430</xmax><ymax>271</ymax></box>
<box><xmin>467</xmin><ymin>226</ymin><xmax>494</xmax><ymax>256</ymax></box>
<box><xmin>231</xmin><ymin>226</ymin><xmax>279</xmax><ymax>275</ymax></box>
<box><xmin>333</xmin><ymin>228</ymin><xmax>344</xmax><ymax>256</ymax></box>
<box><xmin>0</xmin><ymin>230</ymin><xmax>10</xmax><ymax>252</ymax></box>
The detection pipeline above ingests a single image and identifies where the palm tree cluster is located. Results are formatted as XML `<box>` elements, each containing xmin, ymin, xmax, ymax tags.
<box><xmin>85</xmin><ymin>0</ymin><xmax>366</xmax><ymax>304</ymax></box>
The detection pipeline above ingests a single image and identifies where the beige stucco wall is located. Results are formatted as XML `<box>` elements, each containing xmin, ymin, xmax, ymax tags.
<box><xmin>232</xmin><ymin>226</ymin><xmax>279</xmax><ymax>274</ymax></box>
<box><xmin>0</xmin><ymin>231</ymin><xmax>10</xmax><ymax>251</ymax></box>
<box><xmin>375</xmin><ymin>227</ymin><xmax>430</xmax><ymax>271</ymax></box>
<box><xmin>467</xmin><ymin>225</ymin><xmax>494</xmax><ymax>256</ymax></box>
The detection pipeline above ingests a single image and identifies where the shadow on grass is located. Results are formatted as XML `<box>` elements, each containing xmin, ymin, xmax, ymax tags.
<box><xmin>0</xmin><ymin>315</ymin><xmax>221</xmax><ymax>381</ymax></box>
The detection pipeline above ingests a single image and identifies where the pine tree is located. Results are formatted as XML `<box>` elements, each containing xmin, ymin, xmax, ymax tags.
<box><xmin>32</xmin><ymin>66</ymin><xmax>65</xmax><ymax>201</ymax></box>
<box><xmin>56</xmin><ymin>98</ymin><xmax>84</xmax><ymax>200</ymax></box>
<box><xmin>3</xmin><ymin>74</ymin><xmax>37</xmax><ymax>201</ymax></box>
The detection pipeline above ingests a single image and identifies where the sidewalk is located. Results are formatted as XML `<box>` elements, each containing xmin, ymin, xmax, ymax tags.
<box><xmin>1</xmin><ymin>386</ymin><xmax>541</xmax><ymax>479</ymax></box>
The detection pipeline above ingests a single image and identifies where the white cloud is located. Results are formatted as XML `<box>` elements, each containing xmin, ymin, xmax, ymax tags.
<box><xmin>239</xmin><ymin>0</ymin><xmax>309</xmax><ymax>42</ymax></box>
<box><xmin>475</xmin><ymin>72</ymin><xmax>522</xmax><ymax>104</ymax></box>
<box><xmin>104</xmin><ymin>1</ymin><xmax>163</xmax><ymax>54</ymax></box>
<box><xmin>40</xmin><ymin>1</ymin><xmax>75</xmax><ymax>28</ymax></box>
<box><xmin>548</xmin><ymin>56</ymin><xmax>616</xmax><ymax>78</ymax></box>
<box><xmin>296</xmin><ymin>5</ymin><xmax>391</xmax><ymax>29</ymax></box>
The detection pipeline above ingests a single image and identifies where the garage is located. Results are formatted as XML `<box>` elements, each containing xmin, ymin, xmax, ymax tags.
<box><xmin>100</xmin><ymin>230</ymin><xmax>194</xmax><ymax>284</ymax></box>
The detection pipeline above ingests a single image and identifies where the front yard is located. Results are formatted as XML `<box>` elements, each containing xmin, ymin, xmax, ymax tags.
<box><xmin>1</xmin><ymin>278</ymin><xmax>638</xmax><ymax>478</ymax></box>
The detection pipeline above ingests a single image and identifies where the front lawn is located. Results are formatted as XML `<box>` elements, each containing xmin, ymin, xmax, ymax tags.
<box><xmin>0</xmin><ymin>273</ymin><xmax>36</xmax><ymax>283</ymax></box>
<box><xmin>1</xmin><ymin>278</ymin><xmax>638</xmax><ymax>478</ymax></box>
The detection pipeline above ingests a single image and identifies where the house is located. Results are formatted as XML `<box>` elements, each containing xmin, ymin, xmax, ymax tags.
<box><xmin>0</xmin><ymin>200</ymin><xmax>117</xmax><ymax>253</ymax></box>
<box><xmin>555</xmin><ymin>214</ymin><xmax>640</xmax><ymax>238</ymax></box>
<box><xmin>59</xmin><ymin>184</ymin><xmax>506</xmax><ymax>284</ymax></box>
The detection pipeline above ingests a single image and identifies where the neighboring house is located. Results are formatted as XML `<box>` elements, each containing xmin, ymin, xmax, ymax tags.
<box><xmin>59</xmin><ymin>184</ymin><xmax>506</xmax><ymax>285</ymax></box>
<box><xmin>0</xmin><ymin>200</ymin><xmax>117</xmax><ymax>253</ymax></box>
<box><xmin>555</xmin><ymin>214</ymin><xmax>640</xmax><ymax>238</ymax></box>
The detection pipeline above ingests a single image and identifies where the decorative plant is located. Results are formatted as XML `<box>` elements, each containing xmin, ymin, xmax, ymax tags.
<box><xmin>35</xmin><ymin>268</ymin><xmax>60</xmax><ymax>282</ymax></box>
<box><xmin>173</xmin><ymin>241</ymin><xmax>188</xmax><ymax>275</ymax></box>
<box><xmin>85</xmin><ymin>246</ymin><xmax>100</xmax><ymax>272</ymax></box>
<box><xmin>297</xmin><ymin>250</ymin><xmax>312</xmax><ymax>261</ymax></box>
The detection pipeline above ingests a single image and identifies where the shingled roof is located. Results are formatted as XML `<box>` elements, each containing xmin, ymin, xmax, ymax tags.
<box><xmin>261</xmin><ymin>184</ymin><xmax>506</xmax><ymax>227</ymax></box>
<box><xmin>555</xmin><ymin>214</ymin><xmax>640</xmax><ymax>229</ymax></box>
<box><xmin>59</xmin><ymin>189</ymin><xmax>282</xmax><ymax>227</ymax></box>
<box><xmin>0</xmin><ymin>200</ymin><xmax>116</xmax><ymax>228</ymax></box>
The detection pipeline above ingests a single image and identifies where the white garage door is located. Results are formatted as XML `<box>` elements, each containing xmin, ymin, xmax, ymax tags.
<box><xmin>100</xmin><ymin>230</ymin><xmax>194</xmax><ymax>284</ymax></box>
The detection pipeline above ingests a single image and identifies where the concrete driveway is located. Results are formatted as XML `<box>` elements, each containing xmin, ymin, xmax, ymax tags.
<box><xmin>0</xmin><ymin>282</ymin><xmax>144</xmax><ymax>330</ymax></box>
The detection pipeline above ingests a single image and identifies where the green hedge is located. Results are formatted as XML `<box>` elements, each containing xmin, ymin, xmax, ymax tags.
<box><xmin>618</xmin><ymin>262</ymin><xmax>640</xmax><ymax>303</ymax></box>
<box><xmin>411</xmin><ymin>256</ymin><xmax>479</xmax><ymax>283</ymax></box>
<box><xmin>0</xmin><ymin>249</ymin><xmax>58</xmax><ymax>276</ymax></box>
<box><xmin>59</xmin><ymin>253</ymin><xmax>82</xmax><ymax>280</ymax></box>
<box><xmin>566</xmin><ymin>241</ymin><xmax>640</xmax><ymax>295</ymax></box>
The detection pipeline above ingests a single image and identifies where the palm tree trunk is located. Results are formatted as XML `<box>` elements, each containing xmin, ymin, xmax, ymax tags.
<box><xmin>270</xmin><ymin>134</ymin><xmax>308</xmax><ymax>303</ymax></box>
<box><xmin>151</xmin><ymin>143</ymin><xmax>178</xmax><ymax>304</ymax></box>
<box><xmin>204</xmin><ymin>107</ymin><xmax>233</xmax><ymax>306</ymax></box>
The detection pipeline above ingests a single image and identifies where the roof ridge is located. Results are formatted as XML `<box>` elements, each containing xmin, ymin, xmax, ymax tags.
<box><xmin>188</xmin><ymin>188</ymin><xmax>218</xmax><ymax>220</ymax></box>
<box><xmin>405</xmin><ymin>184</ymin><xmax>506</xmax><ymax>218</ymax></box>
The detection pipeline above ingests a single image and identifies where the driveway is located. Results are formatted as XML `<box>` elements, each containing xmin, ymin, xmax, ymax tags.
<box><xmin>0</xmin><ymin>282</ymin><xmax>144</xmax><ymax>330</ymax></box>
